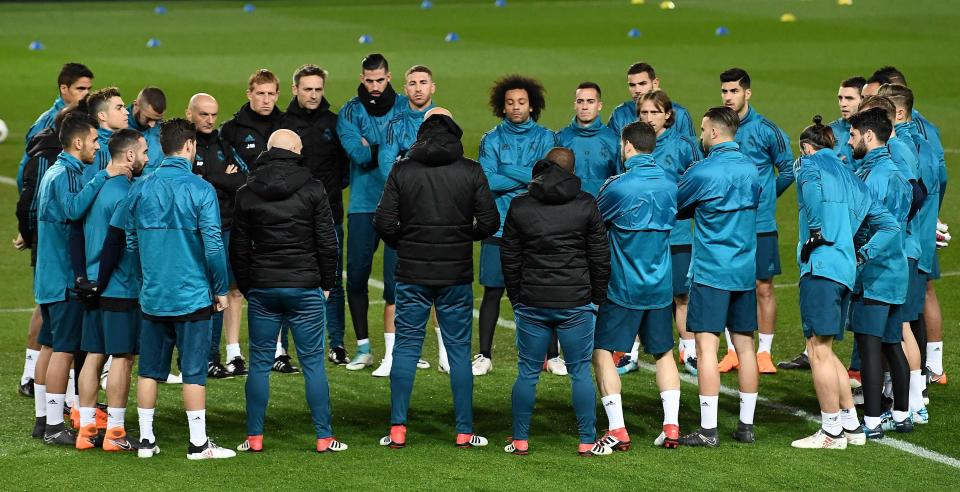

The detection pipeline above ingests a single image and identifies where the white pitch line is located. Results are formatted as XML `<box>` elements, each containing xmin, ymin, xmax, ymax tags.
<box><xmin>945</xmin><ymin>148</ymin><xmax>959</xmax><ymax>154</ymax></box>
<box><xmin>0</xmin><ymin>176</ymin><xmax>17</xmax><ymax>187</ymax></box>
<box><xmin>636</xmin><ymin>361</ymin><xmax>960</xmax><ymax>469</ymax></box>
<box><xmin>365</xmin><ymin>275</ymin><xmax>960</xmax><ymax>469</ymax></box>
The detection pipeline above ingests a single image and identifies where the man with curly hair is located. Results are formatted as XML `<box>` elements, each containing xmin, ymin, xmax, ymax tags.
<box><xmin>474</xmin><ymin>75</ymin><xmax>557</xmax><ymax>376</ymax></box>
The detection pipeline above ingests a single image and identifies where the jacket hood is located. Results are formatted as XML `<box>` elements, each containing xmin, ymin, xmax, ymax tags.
<box><xmin>247</xmin><ymin>148</ymin><xmax>312</xmax><ymax>200</ymax></box>
<box><xmin>27</xmin><ymin>128</ymin><xmax>62</xmax><ymax>157</ymax></box>
<box><xmin>407</xmin><ymin>114</ymin><xmax>464</xmax><ymax>166</ymax></box>
<box><xmin>529</xmin><ymin>160</ymin><xmax>581</xmax><ymax>204</ymax></box>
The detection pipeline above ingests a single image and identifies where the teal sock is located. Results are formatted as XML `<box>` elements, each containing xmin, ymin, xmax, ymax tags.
<box><xmin>356</xmin><ymin>340</ymin><xmax>370</xmax><ymax>355</ymax></box>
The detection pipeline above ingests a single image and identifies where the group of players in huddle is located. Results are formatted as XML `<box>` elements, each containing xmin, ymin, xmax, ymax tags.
<box><xmin>11</xmin><ymin>55</ymin><xmax>949</xmax><ymax>458</ymax></box>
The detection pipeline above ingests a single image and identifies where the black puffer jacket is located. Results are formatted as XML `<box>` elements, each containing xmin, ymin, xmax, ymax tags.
<box><xmin>279</xmin><ymin>97</ymin><xmax>348</xmax><ymax>224</ymax></box>
<box><xmin>219</xmin><ymin>103</ymin><xmax>283</xmax><ymax>172</ymax></box>
<box><xmin>230</xmin><ymin>148</ymin><xmax>339</xmax><ymax>294</ymax></box>
<box><xmin>501</xmin><ymin>161</ymin><xmax>610</xmax><ymax>308</ymax></box>
<box><xmin>17</xmin><ymin>128</ymin><xmax>62</xmax><ymax>250</ymax></box>
<box><xmin>373</xmin><ymin>114</ymin><xmax>499</xmax><ymax>286</ymax></box>
<box><xmin>193</xmin><ymin>129</ymin><xmax>245</xmax><ymax>230</ymax></box>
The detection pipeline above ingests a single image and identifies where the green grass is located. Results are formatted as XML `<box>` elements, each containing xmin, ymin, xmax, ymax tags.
<box><xmin>0</xmin><ymin>0</ymin><xmax>958</xmax><ymax>489</ymax></box>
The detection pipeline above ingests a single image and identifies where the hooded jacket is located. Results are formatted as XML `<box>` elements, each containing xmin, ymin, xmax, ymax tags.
<box><xmin>555</xmin><ymin>117</ymin><xmax>619</xmax><ymax>197</ymax></box>
<box><xmin>280</xmin><ymin>97</ymin><xmax>348</xmax><ymax>224</ymax></box>
<box><xmin>220</xmin><ymin>102</ymin><xmax>284</xmax><ymax>172</ymax></box>
<box><xmin>230</xmin><ymin>148</ymin><xmax>339</xmax><ymax>294</ymax></box>
<box><xmin>501</xmin><ymin>161</ymin><xmax>610</xmax><ymax>308</ymax></box>
<box><xmin>193</xmin><ymin>129</ymin><xmax>245</xmax><ymax>230</ymax></box>
<box><xmin>17</xmin><ymin>128</ymin><xmax>62</xmax><ymax>247</ymax></box>
<box><xmin>373</xmin><ymin>114</ymin><xmax>499</xmax><ymax>286</ymax></box>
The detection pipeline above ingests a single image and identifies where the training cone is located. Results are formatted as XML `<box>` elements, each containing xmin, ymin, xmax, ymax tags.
<box><xmin>495</xmin><ymin>0</ymin><xmax>506</xmax><ymax>7</ymax></box>
<box><xmin>631</xmin><ymin>0</ymin><xmax>645</xmax><ymax>4</ymax></box>
<box><xmin>358</xmin><ymin>34</ymin><xmax>373</xmax><ymax>44</ymax></box>
<box><xmin>28</xmin><ymin>40</ymin><xmax>44</xmax><ymax>51</ymax></box>
<box><xmin>444</xmin><ymin>32</ymin><xmax>459</xmax><ymax>42</ymax></box>
<box><xmin>660</xmin><ymin>1</ymin><xmax>675</xmax><ymax>9</ymax></box>
<box><xmin>154</xmin><ymin>5</ymin><xmax>166</xmax><ymax>14</ymax></box>
<box><xmin>421</xmin><ymin>0</ymin><xmax>432</xmax><ymax>8</ymax></box>
<box><xmin>838</xmin><ymin>0</ymin><xmax>853</xmax><ymax>5</ymax></box>
<box><xmin>243</xmin><ymin>3</ymin><xmax>255</xmax><ymax>12</ymax></box>
<box><xmin>627</xmin><ymin>28</ymin><xmax>642</xmax><ymax>38</ymax></box>
<box><xmin>780</xmin><ymin>13</ymin><xmax>796</xmax><ymax>22</ymax></box>
<box><xmin>146</xmin><ymin>38</ymin><xmax>161</xmax><ymax>48</ymax></box>
<box><xmin>715</xmin><ymin>26</ymin><xmax>729</xmax><ymax>36</ymax></box>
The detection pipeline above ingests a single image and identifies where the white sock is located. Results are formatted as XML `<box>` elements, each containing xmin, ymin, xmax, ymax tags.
<box><xmin>882</xmin><ymin>372</ymin><xmax>893</xmax><ymax>399</ymax></box>
<box><xmin>864</xmin><ymin>415</ymin><xmax>882</xmax><ymax>429</ymax></box>
<box><xmin>724</xmin><ymin>329</ymin><xmax>736</xmax><ymax>353</ymax></box>
<box><xmin>34</xmin><ymin>384</ymin><xmax>47</xmax><ymax>418</ymax></box>
<box><xmin>927</xmin><ymin>342</ymin><xmax>943</xmax><ymax>374</ymax></box>
<box><xmin>138</xmin><ymin>407</ymin><xmax>155</xmax><ymax>443</ymax></box>
<box><xmin>601</xmin><ymin>394</ymin><xmax>625</xmax><ymax>430</ymax></box>
<box><xmin>384</xmin><ymin>332</ymin><xmax>396</xmax><ymax>359</ymax></box>
<box><xmin>699</xmin><ymin>395</ymin><xmax>719</xmax><ymax>429</ymax></box>
<box><xmin>107</xmin><ymin>407</ymin><xmax>125</xmax><ymax>429</ymax></box>
<box><xmin>46</xmin><ymin>393</ymin><xmax>65</xmax><ymax>426</ymax></box>
<box><xmin>79</xmin><ymin>406</ymin><xmax>96</xmax><ymax>427</ymax></box>
<box><xmin>22</xmin><ymin>348</ymin><xmax>40</xmax><ymax>384</ymax></box>
<box><xmin>274</xmin><ymin>341</ymin><xmax>286</xmax><ymax>358</ymax></box>
<box><xmin>226</xmin><ymin>343</ymin><xmax>242</xmax><ymax>361</ymax></box>
<box><xmin>757</xmin><ymin>333</ymin><xmax>774</xmax><ymax>354</ymax></box>
<box><xmin>436</xmin><ymin>327</ymin><xmax>448</xmax><ymax>367</ymax></box>
<box><xmin>102</xmin><ymin>356</ymin><xmax>113</xmax><ymax>374</ymax></box>
<box><xmin>909</xmin><ymin>369</ymin><xmax>925</xmax><ymax>412</ymax></box>
<box><xmin>892</xmin><ymin>409</ymin><xmax>910</xmax><ymax>423</ymax></box>
<box><xmin>186</xmin><ymin>409</ymin><xmax>207</xmax><ymax>446</ymax></box>
<box><xmin>739</xmin><ymin>392</ymin><xmax>758</xmax><ymax>425</ymax></box>
<box><xmin>821</xmin><ymin>411</ymin><xmax>842</xmax><ymax>436</ymax></box>
<box><xmin>357</xmin><ymin>338</ymin><xmax>370</xmax><ymax>352</ymax></box>
<box><xmin>661</xmin><ymin>389</ymin><xmax>680</xmax><ymax>426</ymax></box>
<box><xmin>67</xmin><ymin>369</ymin><xmax>77</xmax><ymax>409</ymax></box>
<box><xmin>630</xmin><ymin>340</ymin><xmax>641</xmax><ymax>360</ymax></box>
<box><xmin>840</xmin><ymin>407</ymin><xmax>859</xmax><ymax>432</ymax></box>
<box><xmin>682</xmin><ymin>339</ymin><xmax>697</xmax><ymax>359</ymax></box>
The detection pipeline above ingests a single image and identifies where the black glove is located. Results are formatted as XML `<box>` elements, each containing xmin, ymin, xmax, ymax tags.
<box><xmin>856</xmin><ymin>251</ymin><xmax>867</xmax><ymax>267</ymax></box>
<box><xmin>800</xmin><ymin>229</ymin><xmax>833</xmax><ymax>263</ymax></box>
<box><xmin>70</xmin><ymin>277</ymin><xmax>100</xmax><ymax>310</ymax></box>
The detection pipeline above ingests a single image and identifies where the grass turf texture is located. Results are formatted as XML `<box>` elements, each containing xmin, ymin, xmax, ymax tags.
<box><xmin>0</xmin><ymin>0</ymin><xmax>959</xmax><ymax>489</ymax></box>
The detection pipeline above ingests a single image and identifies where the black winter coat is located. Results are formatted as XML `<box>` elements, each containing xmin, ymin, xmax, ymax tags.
<box><xmin>373</xmin><ymin>114</ymin><xmax>499</xmax><ymax>286</ymax></box>
<box><xmin>279</xmin><ymin>97</ymin><xmax>348</xmax><ymax>224</ymax></box>
<box><xmin>219</xmin><ymin>103</ymin><xmax>283</xmax><ymax>172</ymax></box>
<box><xmin>501</xmin><ymin>161</ymin><xmax>610</xmax><ymax>308</ymax></box>
<box><xmin>193</xmin><ymin>130</ymin><xmax>245</xmax><ymax>230</ymax></box>
<box><xmin>230</xmin><ymin>148</ymin><xmax>339</xmax><ymax>293</ymax></box>
<box><xmin>17</xmin><ymin>128</ymin><xmax>62</xmax><ymax>251</ymax></box>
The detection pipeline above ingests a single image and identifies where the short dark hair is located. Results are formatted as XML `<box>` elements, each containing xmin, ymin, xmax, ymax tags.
<box><xmin>799</xmin><ymin>115</ymin><xmax>835</xmax><ymax>151</ymax></box>
<box><xmin>841</xmin><ymin>76</ymin><xmax>867</xmax><ymax>91</ymax></box>
<box><xmin>621</xmin><ymin>121</ymin><xmax>656</xmax><ymax>154</ymax></box>
<box><xmin>877</xmin><ymin>83</ymin><xmax>914</xmax><ymax>113</ymax></box>
<box><xmin>627</xmin><ymin>62</ymin><xmax>656</xmax><ymax>79</ymax></box>
<box><xmin>58</xmin><ymin>111</ymin><xmax>97</xmax><ymax>148</ymax></box>
<box><xmin>489</xmin><ymin>74</ymin><xmax>547</xmax><ymax>122</ymax></box>
<box><xmin>108</xmin><ymin>128</ymin><xmax>144</xmax><ymax>159</ymax></box>
<box><xmin>720</xmin><ymin>67</ymin><xmax>751</xmax><ymax>89</ymax></box>
<box><xmin>58</xmin><ymin>62</ymin><xmax>93</xmax><ymax>87</ymax></box>
<box><xmin>86</xmin><ymin>87</ymin><xmax>122</xmax><ymax>119</ymax></box>
<box><xmin>703</xmin><ymin>106</ymin><xmax>740</xmax><ymax>136</ymax></box>
<box><xmin>636</xmin><ymin>90</ymin><xmax>675</xmax><ymax>128</ymax></box>
<box><xmin>54</xmin><ymin>105</ymin><xmax>86</xmax><ymax>133</ymax></box>
<box><xmin>545</xmin><ymin>147</ymin><xmax>575</xmax><ymax>173</ymax></box>
<box><xmin>159</xmin><ymin>118</ymin><xmax>197</xmax><ymax>155</ymax></box>
<box><xmin>576</xmin><ymin>81</ymin><xmax>602</xmax><ymax>100</ymax></box>
<box><xmin>849</xmin><ymin>107</ymin><xmax>892</xmax><ymax>144</ymax></box>
<box><xmin>868</xmin><ymin>66</ymin><xmax>907</xmax><ymax>87</ymax></box>
<box><xmin>138</xmin><ymin>87</ymin><xmax>167</xmax><ymax>114</ymax></box>
<box><xmin>362</xmin><ymin>53</ymin><xmax>388</xmax><ymax>72</ymax></box>
<box><xmin>293</xmin><ymin>64</ymin><xmax>328</xmax><ymax>86</ymax></box>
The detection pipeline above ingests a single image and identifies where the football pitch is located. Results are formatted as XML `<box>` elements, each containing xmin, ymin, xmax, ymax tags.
<box><xmin>0</xmin><ymin>0</ymin><xmax>958</xmax><ymax>489</ymax></box>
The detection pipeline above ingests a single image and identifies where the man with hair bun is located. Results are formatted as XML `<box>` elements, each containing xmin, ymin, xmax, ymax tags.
<box><xmin>790</xmin><ymin>115</ymin><xmax>897</xmax><ymax>449</ymax></box>
<box><xmin>474</xmin><ymin>74</ymin><xmax>557</xmax><ymax>376</ymax></box>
